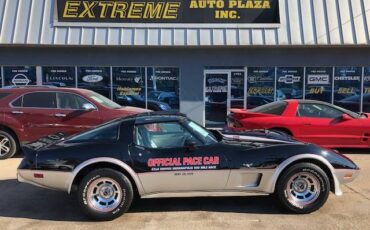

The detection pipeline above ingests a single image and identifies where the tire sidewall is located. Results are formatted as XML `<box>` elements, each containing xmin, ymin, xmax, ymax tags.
<box><xmin>277</xmin><ymin>163</ymin><xmax>330</xmax><ymax>214</ymax></box>
<box><xmin>78</xmin><ymin>169</ymin><xmax>134</xmax><ymax>221</ymax></box>
<box><xmin>0</xmin><ymin>130</ymin><xmax>18</xmax><ymax>160</ymax></box>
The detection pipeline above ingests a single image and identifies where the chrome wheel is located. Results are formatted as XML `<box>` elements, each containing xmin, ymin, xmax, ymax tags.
<box><xmin>0</xmin><ymin>135</ymin><xmax>11</xmax><ymax>157</ymax></box>
<box><xmin>285</xmin><ymin>172</ymin><xmax>321</xmax><ymax>208</ymax></box>
<box><xmin>86</xmin><ymin>177</ymin><xmax>122</xmax><ymax>213</ymax></box>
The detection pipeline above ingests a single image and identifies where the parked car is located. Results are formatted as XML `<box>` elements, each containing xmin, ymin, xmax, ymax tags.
<box><xmin>0</xmin><ymin>86</ymin><xmax>148</xmax><ymax>159</ymax></box>
<box><xmin>17</xmin><ymin>112</ymin><xmax>359</xmax><ymax>220</ymax></box>
<box><xmin>114</xmin><ymin>94</ymin><xmax>172</xmax><ymax>111</ymax></box>
<box><xmin>227</xmin><ymin>99</ymin><xmax>370</xmax><ymax>149</ymax></box>
<box><xmin>147</xmin><ymin>91</ymin><xmax>179</xmax><ymax>108</ymax></box>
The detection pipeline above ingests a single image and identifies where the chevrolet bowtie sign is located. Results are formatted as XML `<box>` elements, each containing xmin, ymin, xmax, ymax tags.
<box><xmin>56</xmin><ymin>0</ymin><xmax>280</xmax><ymax>24</ymax></box>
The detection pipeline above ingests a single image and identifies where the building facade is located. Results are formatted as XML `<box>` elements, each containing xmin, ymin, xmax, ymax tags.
<box><xmin>0</xmin><ymin>0</ymin><xmax>369</xmax><ymax>127</ymax></box>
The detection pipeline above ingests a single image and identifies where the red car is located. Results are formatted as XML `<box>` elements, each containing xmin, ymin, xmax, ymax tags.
<box><xmin>227</xmin><ymin>99</ymin><xmax>370</xmax><ymax>149</ymax></box>
<box><xmin>0</xmin><ymin>86</ymin><xmax>148</xmax><ymax>159</ymax></box>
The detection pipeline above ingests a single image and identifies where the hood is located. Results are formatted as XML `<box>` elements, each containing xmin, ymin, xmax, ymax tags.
<box><xmin>221</xmin><ymin>129</ymin><xmax>298</xmax><ymax>145</ymax></box>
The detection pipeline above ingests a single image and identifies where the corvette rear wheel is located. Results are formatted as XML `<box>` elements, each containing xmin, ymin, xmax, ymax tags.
<box><xmin>0</xmin><ymin>130</ymin><xmax>18</xmax><ymax>160</ymax></box>
<box><xmin>77</xmin><ymin>168</ymin><xmax>134</xmax><ymax>221</ymax></box>
<box><xmin>276</xmin><ymin>163</ymin><xmax>330</xmax><ymax>214</ymax></box>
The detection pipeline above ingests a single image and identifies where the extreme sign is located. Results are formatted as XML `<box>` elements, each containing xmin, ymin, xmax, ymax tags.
<box><xmin>56</xmin><ymin>0</ymin><xmax>280</xmax><ymax>24</ymax></box>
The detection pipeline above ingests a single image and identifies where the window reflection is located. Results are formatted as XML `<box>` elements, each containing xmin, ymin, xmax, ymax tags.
<box><xmin>333</xmin><ymin>67</ymin><xmax>362</xmax><ymax>112</ymax></box>
<box><xmin>276</xmin><ymin>67</ymin><xmax>304</xmax><ymax>100</ymax></box>
<box><xmin>305</xmin><ymin>67</ymin><xmax>333</xmax><ymax>103</ymax></box>
<box><xmin>247</xmin><ymin>67</ymin><xmax>275</xmax><ymax>109</ymax></box>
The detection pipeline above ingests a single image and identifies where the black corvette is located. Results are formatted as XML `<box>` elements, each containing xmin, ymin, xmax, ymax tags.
<box><xmin>17</xmin><ymin>112</ymin><xmax>359</xmax><ymax>220</ymax></box>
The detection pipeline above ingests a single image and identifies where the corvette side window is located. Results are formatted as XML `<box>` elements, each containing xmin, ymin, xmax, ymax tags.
<box><xmin>68</xmin><ymin>122</ymin><xmax>120</xmax><ymax>143</ymax></box>
<box><xmin>297</xmin><ymin>104</ymin><xmax>344</xmax><ymax>119</ymax></box>
<box><xmin>135</xmin><ymin>122</ymin><xmax>201</xmax><ymax>149</ymax></box>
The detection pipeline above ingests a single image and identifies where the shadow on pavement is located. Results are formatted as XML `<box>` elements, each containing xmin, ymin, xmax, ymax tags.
<box><xmin>339</xmin><ymin>149</ymin><xmax>370</xmax><ymax>154</ymax></box>
<box><xmin>0</xmin><ymin>179</ymin><xmax>288</xmax><ymax>222</ymax></box>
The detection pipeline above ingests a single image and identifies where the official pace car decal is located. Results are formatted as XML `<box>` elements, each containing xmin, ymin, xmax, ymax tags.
<box><xmin>147</xmin><ymin>156</ymin><xmax>219</xmax><ymax>171</ymax></box>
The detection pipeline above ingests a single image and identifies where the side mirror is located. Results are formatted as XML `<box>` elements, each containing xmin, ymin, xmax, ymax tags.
<box><xmin>184</xmin><ymin>139</ymin><xmax>197</xmax><ymax>152</ymax></box>
<box><xmin>82</xmin><ymin>103</ymin><xmax>96</xmax><ymax>111</ymax></box>
<box><xmin>341</xmin><ymin>114</ymin><xmax>352</xmax><ymax>121</ymax></box>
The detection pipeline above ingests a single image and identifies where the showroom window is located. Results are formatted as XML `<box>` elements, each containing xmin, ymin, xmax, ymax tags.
<box><xmin>231</xmin><ymin>71</ymin><xmax>245</xmax><ymax>109</ymax></box>
<box><xmin>305</xmin><ymin>67</ymin><xmax>333</xmax><ymax>103</ymax></box>
<box><xmin>112</xmin><ymin>67</ymin><xmax>146</xmax><ymax>108</ymax></box>
<box><xmin>276</xmin><ymin>67</ymin><xmax>304</xmax><ymax>100</ymax></box>
<box><xmin>147</xmin><ymin>67</ymin><xmax>180</xmax><ymax>111</ymax></box>
<box><xmin>333</xmin><ymin>67</ymin><xmax>362</xmax><ymax>112</ymax></box>
<box><xmin>2</xmin><ymin>66</ymin><xmax>37</xmax><ymax>87</ymax></box>
<box><xmin>42</xmin><ymin>66</ymin><xmax>76</xmax><ymax>87</ymax></box>
<box><xmin>247</xmin><ymin>67</ymin><xmax>275</xmax><ymax>108</ymax></box>
<box><xmin>77</xmin><ymin>66</ymin><xmax>111</xmax><ymax>99</ymax></box>
<box><xmin>363</xmin><ymin>67</ymin><xmax>370</xmax><ymax>112</ymax></box>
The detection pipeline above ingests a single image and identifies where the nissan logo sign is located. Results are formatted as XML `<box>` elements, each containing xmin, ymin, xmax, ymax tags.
<box><xmin>82</xmin><ymin>75</ymin><xmax>103</xmax><ymax>83</ymax></box>
<box><xmin>12</xmin><ymin>74</ymin><xmax>31</xmax><ymax>86</ymax></box>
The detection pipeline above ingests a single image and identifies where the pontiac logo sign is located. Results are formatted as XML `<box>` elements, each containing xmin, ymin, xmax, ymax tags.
<box><xmin>12</xmin><ymin>74</ymin><xmax>31</xmax><ymax>86</ymax></box>
<box><xmin>82</xmin><ymin>75</ymin><xmax>103</xmax><ymax>83</ymax></box>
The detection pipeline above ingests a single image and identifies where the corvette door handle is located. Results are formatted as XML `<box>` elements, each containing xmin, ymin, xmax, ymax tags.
<box><xmin>55</xmin><ymin>113</ymin><xmax>66</xmax><ymax>118</ymax></box>
<box><xmin>11</xmin><ymin>111</ymin><xmax>24</xmax><ymax>115</ymax></box>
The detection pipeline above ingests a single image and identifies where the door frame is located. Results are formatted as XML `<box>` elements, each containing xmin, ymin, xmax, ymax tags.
<box><xmin>203</xmin><ymin>69</ymin><xmax>245</xmax><ymax>128</ymax></box>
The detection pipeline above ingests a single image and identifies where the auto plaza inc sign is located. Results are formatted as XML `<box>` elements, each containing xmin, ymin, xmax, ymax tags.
<box><xmin>56</xmin><ymin>0</ymin><xmax>280</xmax><ymax>25</ymax></box>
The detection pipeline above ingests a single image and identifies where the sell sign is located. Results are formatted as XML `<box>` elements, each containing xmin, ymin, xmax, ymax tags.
<box><xmin>56</xmin><ymin>0</ymin><xmax>280</xmax><ymax>24</ymax></box>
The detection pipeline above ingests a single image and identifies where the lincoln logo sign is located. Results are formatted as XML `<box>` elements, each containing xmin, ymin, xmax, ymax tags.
<box><xmin>56</xmin><ymin>0</ymin><xmax>280</xmax><ymax>24</ymax></box>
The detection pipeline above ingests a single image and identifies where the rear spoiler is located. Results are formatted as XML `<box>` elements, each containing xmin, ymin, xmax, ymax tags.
<box><xmin>23</xmin><ymin>132</ymin><xmax>66</xmax><ymax>151</ymax></box>
<box><xmin>229</xmin><ymin>109</ymin><xmax>277</xmax><ymax>119</ymax></box>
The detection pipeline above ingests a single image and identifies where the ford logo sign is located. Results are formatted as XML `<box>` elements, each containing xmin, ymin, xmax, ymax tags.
<box><xmin>12</xmin><ymin>74</ymin><xmax>31</xmax><ymax>86</ymax></box>
<box><xmin>82</xmin><ymin>75</ymin><xmax>103</xmax><ymax>83</ymax></box>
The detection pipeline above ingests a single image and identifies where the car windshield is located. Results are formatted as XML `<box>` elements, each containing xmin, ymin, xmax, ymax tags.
<box><xmin>86</xmin><ymin>91</ymin><xmax>121</xmax><ymax>109</ymax></box>
<box><xmin>184</xmin><ymin>120</ymin><xmax>218</xmax><ymax>145</ymax></box>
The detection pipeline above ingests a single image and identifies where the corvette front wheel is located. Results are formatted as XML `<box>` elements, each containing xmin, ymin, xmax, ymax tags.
<box><xmin>276</xmin><ymin>163</ymin><xmax>330</xmax><ymax>214</ymax></box>
<box><xmin>77</xmin><ymin>168</ymin><xmax>134</xmax><ymax>221</ymax></box>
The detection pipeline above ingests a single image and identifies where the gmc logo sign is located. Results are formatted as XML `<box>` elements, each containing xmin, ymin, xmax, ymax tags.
<box><xmin>307</xmin><ymin>75</ymin><xmax>329</xmax><ymax>85</ymax></box>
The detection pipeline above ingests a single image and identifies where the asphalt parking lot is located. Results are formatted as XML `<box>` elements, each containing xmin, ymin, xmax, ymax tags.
<box><xmin>0</xmin><ymin>152</ymin><xmax>369</xmax><ymax>230</ymax></box>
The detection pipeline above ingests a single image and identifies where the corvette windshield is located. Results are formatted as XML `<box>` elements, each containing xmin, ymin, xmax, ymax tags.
<box><xmin>185</xmin><ymin>120</ymin><xmax>218</xmax><ymax>145</ymax></box>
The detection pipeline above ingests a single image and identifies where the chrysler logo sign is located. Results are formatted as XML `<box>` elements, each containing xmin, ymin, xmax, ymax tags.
<box><xmin>82</xmin><ymin>75</ymin><xmax>103</xmax><ymax>83</ymax></box>
<box><xmin>278</xmin><ymin>75</ymin><xmax>301</xmax><ymax>84</ymax></box>
<box><xmin>12</xmin><ymin>74</ymin><xmax>31</xmax><ymax>86</ymax></box>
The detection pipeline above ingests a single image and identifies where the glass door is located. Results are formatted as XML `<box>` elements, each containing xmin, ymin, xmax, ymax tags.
<box><xmin>204</xmin><ymin>70</ymin><xmax>245</xmax><ymax>128</ymax></box>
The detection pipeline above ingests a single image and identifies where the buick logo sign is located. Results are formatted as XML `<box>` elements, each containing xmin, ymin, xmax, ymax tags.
<box><xmin>307</xmin><ymin>75</ymin><xmax>330</xmax><ymax>85</ymax></box>
<box><xmin>278</xmin><ymin>75</ymin><xmax>301</xmax><ymax>84</ymax></box>
<box><xmin>12</xmin><ymin>74</ymin><xmax>31</xmax><ymax>86</ymax></box>
<box><xmin>82</xmin><ymin>75</ymin><xmax>103</xmax><ymax>83</ymax></box>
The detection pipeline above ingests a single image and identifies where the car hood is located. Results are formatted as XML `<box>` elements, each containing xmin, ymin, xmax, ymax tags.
<box><xmin>221</xmin><ymin>129</ymin><xmax>299</xmax><ymax>146</ymax></box>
